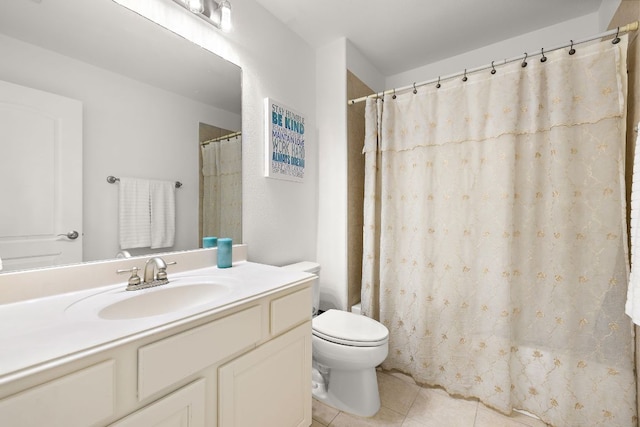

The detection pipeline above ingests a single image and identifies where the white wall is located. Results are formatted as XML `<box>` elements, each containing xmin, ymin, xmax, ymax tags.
<box><xmin>105</xmin><ymin>0</ymin><xmax>319</xmax><ymax>266</ymax></box>
<box><xmin>346</xmin><ymin>40</ymin><xmax>386</xmax><ymax>94</ymax></box>
<box><xmin>314</xmin><ymin>40</ymin><xmax>384</xmax><ymax>311</ymax></box>
<box><xmin>316</xmin><ymin>38</ymin><xmax>349</xmax><ymax>311</ymax></box>
<box><xmin>0</xmin><ymin>32</ymin><xmax>239</xmax><ymax>262</ymax></box>
<box><xmin>599</xmin><ymin>0</ymin><xmax>623</xmax><ymax>30</ymax></box>
<box><xmin>386</xmin><ymin>12</ymin><xmax>601</xmax><ymax>89</ymax></box>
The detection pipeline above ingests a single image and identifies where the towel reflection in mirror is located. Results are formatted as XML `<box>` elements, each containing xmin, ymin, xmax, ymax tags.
<box><xmin>118</xmin><ymin>178</ymin><xmax>176</xmax><ymax>249</ymax></box>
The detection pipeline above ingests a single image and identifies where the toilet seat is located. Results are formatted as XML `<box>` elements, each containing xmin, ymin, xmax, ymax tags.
<box><xmin>312</xmin><ymin>309</ymin><xmax>389</xmax><ymax>347</ymax></box>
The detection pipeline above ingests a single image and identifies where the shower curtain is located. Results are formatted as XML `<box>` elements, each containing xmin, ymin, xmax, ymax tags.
<box><xmin>201</xmin><ymin>136</ymin><xmax>242</xmax><ymax>243</ymax></box>
<box><xmin>361</xmin><ymin>36</ymin><xmax>636</xmax><ymax>426</ymax></box>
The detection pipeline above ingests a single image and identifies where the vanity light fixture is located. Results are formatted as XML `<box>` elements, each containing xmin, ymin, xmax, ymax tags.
<box><xmin>174</xmin><ymin>0</ymin><xmax>232</xmax><ymax>32</ymax></box>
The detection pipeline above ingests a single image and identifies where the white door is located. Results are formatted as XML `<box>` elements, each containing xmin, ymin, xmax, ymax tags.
<box><xmin>0</xmin><ymin>79</ymin><xmax>82</xmax><ymax>272</ymax></box>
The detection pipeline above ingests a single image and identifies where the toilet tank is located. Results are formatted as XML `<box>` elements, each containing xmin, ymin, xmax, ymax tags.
<box><xmin>281</xmin><ymin>261</ymin><xmax>320</xmax><ymax>316</ymax></box>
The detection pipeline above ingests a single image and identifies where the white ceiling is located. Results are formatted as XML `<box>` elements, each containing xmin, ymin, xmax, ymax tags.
<box><xmin>255</xmin><ymin>0</ymin><xmax>604</xmax><ymax>76</ymax></box>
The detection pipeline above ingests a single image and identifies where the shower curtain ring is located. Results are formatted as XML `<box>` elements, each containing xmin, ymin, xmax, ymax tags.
<box><xmin>540</xmin><ymin>48</ymin><xmax>547</xmax><ymax>63</ymax></box>
<box><xmin>436</xmin><ymin>76</ymin><xmax>441</xmax><ymax>89</ymax></box>
<box><xmin>412</xmin><ymin>82</ymin><xmax>417</xmax><ymax>94</ymax></box>
<box><xmin>569</xmin><ymin>40</ymin><xmax>576</xmax><ymax>55</ymax></box>
<box><xmin>490</xmin><ymin>61</ymin><xmax>496</xmax><ymax>75</ymax></box>
<box><xmin>612</xmin><ymin>27</ymin><xmax>621</xmax><ymax>44</ymax></box>
<box><xmin>462</xmin><ymin>69</ymin><xmax>468</xmax><ymax>82</ymax></box>
<box><xmin>521</xmin><ymin>53</ymin><xmax>528</xmax><ymax>68</ymax></box>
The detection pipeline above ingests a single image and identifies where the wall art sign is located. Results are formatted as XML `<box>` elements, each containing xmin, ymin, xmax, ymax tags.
<box><xmin>264</xmin><ymin>97</ymin><xmax>305</xmax><ymax>182</ymax></box>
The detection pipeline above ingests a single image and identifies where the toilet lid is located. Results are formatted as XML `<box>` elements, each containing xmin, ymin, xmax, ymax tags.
<box><xmin>312</xmin><ymin>309</ymin><xmax>389</xmax><ymax>347</ymax></box>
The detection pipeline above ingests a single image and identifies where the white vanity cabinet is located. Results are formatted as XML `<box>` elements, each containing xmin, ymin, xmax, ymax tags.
<box><xmin>218</xmin><ymin>288</ymin><xmax>313</xmax><ymax>427</ymax></box>
<box><xmin>0</xmin><ymin>278</ymin><xmax>313</xmax><ymax>427</ymax></box>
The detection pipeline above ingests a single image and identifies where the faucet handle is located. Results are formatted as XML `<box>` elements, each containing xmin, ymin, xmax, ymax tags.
<box><xmin>156</xmin><ymin>261</ymin><xmax>177</xmax><ymax>280</ymax></box>
<box><xmin>117</xmin><ymin>266</ymin><xmax>141</xmax><ymax>289</ymax></box>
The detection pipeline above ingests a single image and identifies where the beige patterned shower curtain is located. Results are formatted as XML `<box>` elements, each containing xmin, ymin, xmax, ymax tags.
<box><xmin>201</xmin><ymin>136</ymin><xmax>242</xmax><ymax>243</ymax></box>
<box><xmin>361</xmin><ymin>36</ymin><xmax>636</xmax><ymax>426</ymax></box>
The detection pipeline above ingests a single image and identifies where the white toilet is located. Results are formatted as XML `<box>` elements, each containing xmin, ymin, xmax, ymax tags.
<box><xmin>281</xmin><ymin>262</ymin><xmax>389</xmax><ymax>417</ymax></box>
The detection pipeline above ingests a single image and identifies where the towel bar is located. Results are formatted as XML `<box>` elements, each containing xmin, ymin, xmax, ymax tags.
<box><xmin>107</xmin><ymin>175</ymin><xmax>182</xmax><ymax>188</ymax></box>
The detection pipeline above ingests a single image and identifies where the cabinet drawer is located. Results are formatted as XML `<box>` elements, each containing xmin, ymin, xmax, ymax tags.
<box><xmin>138</xmin><ymin>305</ymin><xmax>261</xmax><ymax>400</ymax></box>
<box><xmin>270</xmin><ymin>287</ymin><xmax>312</xmax><ymax>336</ymax></box>
<box><xmin>0</xmin><ymin>360</ymin><xmax>115</xmax><ymax>427</ymax></box>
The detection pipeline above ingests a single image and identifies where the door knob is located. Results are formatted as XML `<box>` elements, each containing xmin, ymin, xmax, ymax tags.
<box><xmin>58</xmin><ymin>230</ymin><xmax>79</xmax><ymax>240</ymax></box>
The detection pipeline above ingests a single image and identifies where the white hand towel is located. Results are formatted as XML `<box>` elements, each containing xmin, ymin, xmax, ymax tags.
<box><xmin>626</xmin><ymin>124</ymin><xmax>640</xmax><ymax>325</ymax></box>
<box><xmin>150</xmin><ymin>180</ymin><xmax>176</xmax><ymax>249</ymax></box>
<box><xmin>118</xmin><ymin>177</ymin><xmax>151</xmax><ymax>249</ymax></box>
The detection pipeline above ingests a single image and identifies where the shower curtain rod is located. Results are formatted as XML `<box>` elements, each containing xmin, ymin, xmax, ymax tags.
<box><xmin>348</xmin><ymin>21</ymin><xmax>639</xmax><ymax>105</ymax></box>
<box><xmin>201</xmin><ymin>131</ymin><xmax>242</xmax><ymax>146</ymax></box>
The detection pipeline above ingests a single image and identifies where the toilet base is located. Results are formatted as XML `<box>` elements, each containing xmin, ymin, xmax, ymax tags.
<box><xmin>311</xmin><ymin>366</ymin><xmax>381</xmax><ymax>417</ymax></box>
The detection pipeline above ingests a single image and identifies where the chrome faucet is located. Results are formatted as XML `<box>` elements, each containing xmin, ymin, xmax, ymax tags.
<box><xmin>144</xmin><ymin>256</ymin><xmax>167</xmax><ymax>283</ymax></box>
<box><xmin>144</xmin><ymin>256</ymin><xmax>176</xmax><ymax>285</ymax></box>
<box><xmin>115</xmin><ymin>250</ymin><xmax>132</xmax><ymax>259</ymax></box>
<box><xmin>117</xmin><ymin>257</ymin><xmax>176</xmax><ymax>291</ymax></box>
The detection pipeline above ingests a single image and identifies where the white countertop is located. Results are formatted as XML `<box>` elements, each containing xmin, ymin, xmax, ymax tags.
<box><xmin>0</xmin><ymin>261</ymin><xmax>313</xmax><ymax>385</ymax></box>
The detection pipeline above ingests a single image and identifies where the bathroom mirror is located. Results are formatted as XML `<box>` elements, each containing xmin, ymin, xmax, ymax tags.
<box><xmin>0</xmin><ymin>0</ymin><xmax>241</xmax><ymax>272</ymax></box>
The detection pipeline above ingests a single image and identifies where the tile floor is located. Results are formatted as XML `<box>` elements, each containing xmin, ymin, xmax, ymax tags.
<box><xmin>311</xmin><ymin>370</ymin><xmax>550</xmax><ymax>427</ymax></box>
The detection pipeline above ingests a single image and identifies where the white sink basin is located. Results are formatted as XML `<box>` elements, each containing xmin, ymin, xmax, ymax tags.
<box><xmin>66</xmin><ymin>276</ymin><xmax>235</xmax><ymax>320</ymax></box>
<box><xmin>98</xmin><ymin>283</ymin><xmax>231</xmax><ymax>320</ymax></box>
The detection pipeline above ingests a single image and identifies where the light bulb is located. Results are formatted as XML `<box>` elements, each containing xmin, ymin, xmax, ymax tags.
<box><xmin>186</xmin><ymin>0</ymin><xmax>204</xmax><ymax>14</ymax></box>
<box><xmin>219</xmin><ymin>1</ymin><xmax>231</xmax><ymax>31</ymax></box>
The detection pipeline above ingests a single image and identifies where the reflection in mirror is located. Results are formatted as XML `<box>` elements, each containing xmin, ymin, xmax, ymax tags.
<box><xmin>0</xmin><ymin>0</ymin><xmax>241</xmax><ymax>273</ymax></box>
<box><xmin>199</xmin><ymin>124</ymin><xmax>242</xmax><ymax>245</ymax></box>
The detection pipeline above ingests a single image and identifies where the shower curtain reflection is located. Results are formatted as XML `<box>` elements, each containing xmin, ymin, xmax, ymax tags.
<box><xmin>361</xmin><ymin>36</ymin><xmax>635</xmax><ymax>426</ymax></box>
<box><xmin>201</xmin><ymin>133</ymin><xmax>242</xmax><ymax>244</ymax></box>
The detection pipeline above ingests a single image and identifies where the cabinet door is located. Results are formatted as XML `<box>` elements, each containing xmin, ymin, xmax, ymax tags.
<box><xmin>110</xmin><ymin>379</ymin><xmax>205</xmax><ymax>427</ymax></box>
<box><xmin>219</xmin><ymin>322</ymin><xmax>311</xmax><ymax>427</ymax></box>
<box><xmin>0</xmin><ymin>360</ymin><xmax>114</xmax><ymax>427</ymax></box>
